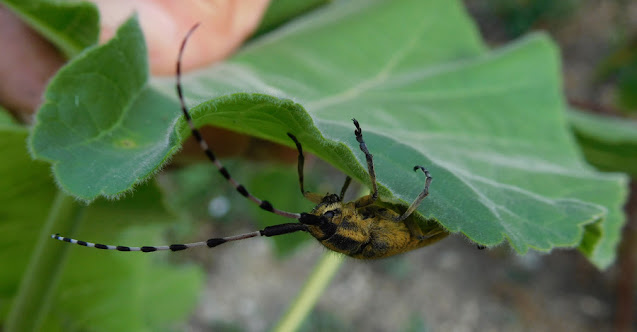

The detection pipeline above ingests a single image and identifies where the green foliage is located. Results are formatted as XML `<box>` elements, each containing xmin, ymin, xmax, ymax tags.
<box><xmin>490</xmin><ymin>0</ymin><xmax>579</xmax><ymax>37</ymax></box>
<box><xmin>161</xmin><ymin>161</ymin><xmax>315</xmax><ymax>256</ymax></box>
<box><xmin>53</xmin><ymin>224</ymin><xmax>203</xmax><ymax>331</ymax></box>
<box><xmin>0</xmin><ymin>106</ymin><xmax>17</xmax><ymax>125</ymax></box>
<box><xmin>596</xmin><ymin>36</ymin><xmax>637</xmax><ymax>112</ymax></box>
<box><xmin>255</xmin><ymin>0</ymin><xmax>329</xmax><ymax>36</ymax></box>
<box><xmin>0</xmin><ymin>0</ymin><xmax>98</xmax><ymax>58</ymax></box>
<box><xmin>3</xmin><ymin>6</ymin><xmax>202</xmax><ymax>330</ymax></box>
<box><xmin>568</xmin><ymin>109</ymin><xmax>637</xmax><ymax>177</ymax></box>
<box><xmin>1</xmin><ymin>126</ymin><xmax>203</xmax><ymax>330</ymax></box>
<box><xmin>29</xmin><ymin>17</ymin><xmax>180</xmax><ymax>201</ymax></box>
<box><xmin>29</xmin><ymin>0</ymin><xmax>627</xmax><ymax>268</ymax></box>
<box><xmin>0</xmin><ymin>126</ymin><xmax>58</xmax><ymax>325</ymax></box>
<box><xmin>4</xmin><ymin>0</ymin><xmax>633</xmax><ymax>330</ymax></box>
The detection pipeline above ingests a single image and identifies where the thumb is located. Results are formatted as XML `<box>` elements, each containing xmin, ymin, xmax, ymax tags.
<box><xmin>94</xmin><ymin>0</ymin><xmax>271</xmax><ymax>75</ymax></box>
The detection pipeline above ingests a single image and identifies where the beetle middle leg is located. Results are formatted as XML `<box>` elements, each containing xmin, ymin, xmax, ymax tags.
<box><xmin>352</xmin><ymin>118</ymin><xmax>379</xmax><ymax>208</ymax></box>
<box><xmin>393</xmin><ymin>166</ymin><xmax>432</xmax><ymax>222</ymax></box>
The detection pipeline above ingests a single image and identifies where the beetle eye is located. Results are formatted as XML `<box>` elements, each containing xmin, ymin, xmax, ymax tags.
<box><xmin>323</xmin><ymin>210</ymin><xmax>335</xmax><ymax>218</ymax></box>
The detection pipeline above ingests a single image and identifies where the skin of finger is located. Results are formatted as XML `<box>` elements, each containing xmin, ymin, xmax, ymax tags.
<box><xmin>0</xmin><ymin>4</ymin><xmax>65</xmax><ymax>120</ymax></box>
<box><xmin>92</xmin><ymin>0</ymin><xmax>272</xmax><ymax>75</ymax></box>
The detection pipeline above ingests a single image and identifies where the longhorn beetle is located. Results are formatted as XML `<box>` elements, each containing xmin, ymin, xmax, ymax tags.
<box><xmin>52</xmin><ymin>23</ymin><xmax>449</xmax><ymax>259</ymax></box>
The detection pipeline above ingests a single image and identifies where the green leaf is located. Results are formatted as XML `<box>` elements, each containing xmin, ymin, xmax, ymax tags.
<box><xmin>566</xmin><ymin>109</ymin><xmax>636</xmax><ymax>265</ymax></box>
<box><xmin>30</xmin><ymin>0</ymin><xmax>628</xmax><ymax>269</ymax></box>
<box><xmin>255</xmin><ymin>0</ymin><xmax>329</xmax><ymax>36</ymax></box>
<box><xmin>568</xmin><ymin>109</ymin><xmax>637</xmax><ymax>177</ymax></box>
<box><xmin>29</xmin><ymin>16</ymin><xmax>180</xmax><ymax>201</ymax></box>
<box><xmin>0</xmin><ymin>127</ymin><xmax>58</xmax><ymax>324</ymax></box>
<box><xmin>1</xmin><ymin>0</ymin><xmax>99</xmax><ymax>58</ymax></box>
<box><xmin>0</xmin><ymin>106</ymin><xmax>18</xmax><ymax>126</ymax></box>
<box><xmin>1</xmin><ymin>128</ymin><xmax>203</xmax><ymax>330</ymax></box>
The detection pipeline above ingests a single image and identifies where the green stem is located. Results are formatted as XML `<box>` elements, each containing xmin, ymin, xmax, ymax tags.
<box><xmin>5</xmin><ymin>191</ymin><xmax>86</xmax><ymax>332</ymax></box>
<box><xmin>272</xmin><ymin>253</ymin><xmax>344</xmax><ymax>332</ymax></box>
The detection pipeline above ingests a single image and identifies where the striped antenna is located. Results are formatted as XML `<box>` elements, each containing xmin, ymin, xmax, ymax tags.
<box><xmin>176</xmin><ymin>24</ymin><xmax>301</xmax><ymax>219</ymax></box>
<box><xmin>50</xmin><ymin>23</ymin><xmax>310</xmax><ymax>253</ymax></box>
<box><xmin>51</xmin><ymin>223</ymin><xmax>308</xmax><ymax>252</ymax></box>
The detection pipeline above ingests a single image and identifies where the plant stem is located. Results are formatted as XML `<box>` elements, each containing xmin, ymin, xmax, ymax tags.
<box><xmin>5</xmin><ymin>191</ymin><xmax>86</xmax><ymax>332</ymax></box>
<box><xmin>272</xmin><ymin>253</ymin><xmax>344</xmax><ymax>332</ymax></box>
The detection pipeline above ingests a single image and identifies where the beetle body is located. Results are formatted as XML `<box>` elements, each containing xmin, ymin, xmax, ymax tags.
<box><xmin>303</xmin><ymin>194</ymin><xmax>447</xmax><ymax>259</ymax></box>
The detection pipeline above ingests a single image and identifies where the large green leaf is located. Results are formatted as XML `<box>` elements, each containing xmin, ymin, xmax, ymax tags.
<box><xmin>1</xmin><ymin>127</ymin><xmax>203</xmax><ymax>330</ymax></box>
<box><xmin>29</xmin><ymin>0</ymin><xmax>628</xmax><ymax>268</ymax></box>
<box><xmin>1</xmin><ymin>0</ymin><xmax>98</xmax><ymax>58</ymax></box>
<box><xmin>29</xmin><ymin>16</ymin><xmax>180</xmax><ymax>201</ymax></box>
<box><xmin>158</xmin><ymin>0</ymin><xmax>628</xmax><ymax>268</ymax></box>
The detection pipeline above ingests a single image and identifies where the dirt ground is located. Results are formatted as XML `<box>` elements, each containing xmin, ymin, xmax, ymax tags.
<box><xmin>190</xmin><ymin>233</ymin><xmax>616</xmax><ymax>331</ymax></box>
<box><xmin>186</xmin><ymin>1</ymin><xmax>637</xmax><ymax>331</ymax></box>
